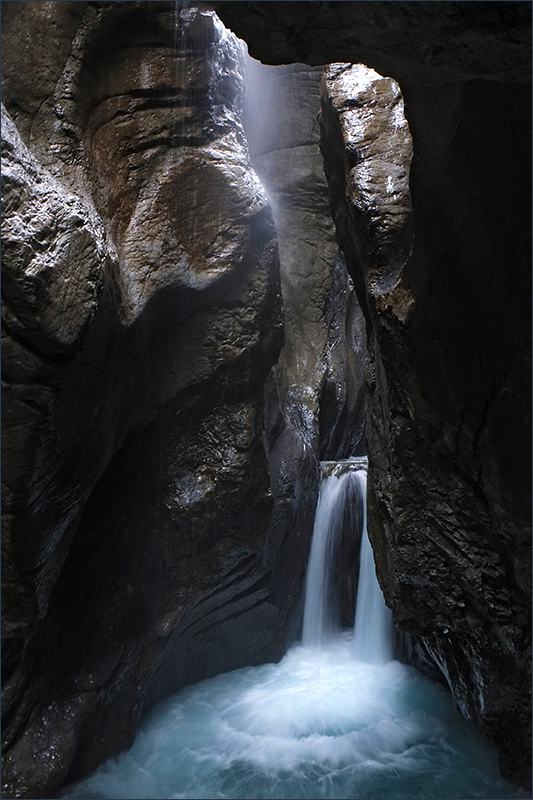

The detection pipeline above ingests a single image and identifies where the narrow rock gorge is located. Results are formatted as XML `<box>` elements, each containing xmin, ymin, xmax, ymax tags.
<box><xmin>215</xmin><ymin>1</ymin><xmax>532</xmax><ymax>790</ymax></box>
<box><xmin>2</xmin><ymin>3</ymin><xmax>365</xmax><ymax>797</ymax></box>
<box><xmin>1</xmin><ymin>1</ymin><xmax>531</xmax><ymax>797</ymax></box>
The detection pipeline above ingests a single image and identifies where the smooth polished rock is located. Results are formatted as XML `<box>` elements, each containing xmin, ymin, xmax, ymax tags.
<box><xmin>1</xmin><ymin>6</ymin><xmax>287</xmax><ymax>798</ymax></box>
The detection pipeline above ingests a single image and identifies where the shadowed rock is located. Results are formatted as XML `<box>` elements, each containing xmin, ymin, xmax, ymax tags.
<box><xmin>320</xmin><ymin>59</ymin><xmax>531</xmax><ymax>793</ymax></box>
<box><xmin>1</xmin><ymin>6</ymin><xmax>288</xmax><ymax>797</ymax></box>
<box><xmin>215</xmin><ymin>1</ymin><xmax>531</xmax><ymax>84</ymax></box>
<box><xmin>212</xmin><ymin>4</ymin><xmax>531</xmax><ymax>787</ymax></box>
<box><xmin>1</xmin><ymin>4</ymin><xmax>369</xmax><ymax>798</ymax></box>
<box><xmin>2</xmin><ymin>0</ymin><xmax>530</xmax><ymax>795</ymax></box>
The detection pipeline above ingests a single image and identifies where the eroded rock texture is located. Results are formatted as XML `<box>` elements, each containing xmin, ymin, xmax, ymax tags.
<box><xmin>1</xmin><ymin>3</ymin><xmax>369</xmax><ymax>798</ymax></box>
<box><xmin>243</xmin><ymin>60</ymin><xmax>368</xmax><ymax>462</ymax></box>
<box><xmin>2</xmin><ymin>4</ymin><xmax>284</xmax><ymax>797</ymax></box>
<box><xmin>242</xmin><ymin>58</ymin><xmax>368</xmax><ymax>631</ymax></box>
<box><xmin>2</xmin><ymin>0</ymin><xmax>531</xmax><ymax>795</ymax></box>
<box><xmin>320</xmin><ymin>63</ymin><xmax>531</xmax><ymax>788</ymax></box>
<box><xmin>214</xmin><ymin>0</ymin><xmax>532</xmax><ymax>790</ymax></box>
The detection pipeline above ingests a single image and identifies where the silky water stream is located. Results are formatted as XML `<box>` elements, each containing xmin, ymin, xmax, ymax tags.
<box><xmin>64</xmin><ymin>460</ymin><xmax>524</xmax><ymax>799</ymax></box>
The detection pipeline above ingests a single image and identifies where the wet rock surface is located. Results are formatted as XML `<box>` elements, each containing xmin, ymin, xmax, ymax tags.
<box><xmin>243</xmin><ymin>58</ymin><xmax>369</xmax><ymax>640</ymax></box>
<box><xmin>320</xmin><ymin>64</ymin><xmax>531</xmax><ymax>790</ymax></box>
<box><xmin>1</xmin><ymin>5</ymin><xmax>289</xmax><ymax>797</ymax></box>
<box><xmin>1</xmin><ymin>4</ymin><xmax>369</xmax><ymax>798</ymax></box>
<box><xmin>2</xmin><ymin>0</ymin><xmax>531</xmax><ymax>795</ymax></box>
<box><xmin>213</xmin><ymin>3</ymin><xmax>531</xmax><ymax>788</ymax></box>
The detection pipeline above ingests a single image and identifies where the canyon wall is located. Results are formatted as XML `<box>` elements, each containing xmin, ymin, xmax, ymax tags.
<box><xmin>1</xmin><ymin>2</ymin><xmax>366</xmax><ymax>797</ymax></box>
<box><xmin>2</xmin><ymin>0</ymin><xmax>530</xmax><ymax>794</ymax></box>
<box><xmin>215</xmin><ymin>1</ymin><xmax>532</xmax><ymax>789</ymax></box>
<box><xmin>242</xmin><ymin>57</ymin><xmax>368</xmax><ymax>631</ymax></box>
<box><xmin>2</xmin><ymin>5</ymin><xmax>284</xmax><ymax>795</ymax></box>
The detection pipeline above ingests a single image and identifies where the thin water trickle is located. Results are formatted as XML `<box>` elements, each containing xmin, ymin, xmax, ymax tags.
<box><xmin>351</xmin><ymin>469</ymin><xmax>394</xmax><ymax>663</ymax></box>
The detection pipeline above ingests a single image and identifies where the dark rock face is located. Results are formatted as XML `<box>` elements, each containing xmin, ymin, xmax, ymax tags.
<box><xmin>242</xmin><ymin>60</ymin><xmax>368</xmax><ymax>469</ymax></box>
<box><xmin>214</xmin><ymin>1</ymin><xmax>532</xmax><ymax>84</ymax></box>
<box><xmin>2</xmin><ymin>106</ymin><xmax>107</xmax><ymax>639</ymax></box>
<box><xmin>2</xmin><ymin>0</ymin><xmax>530</xmax><ymax>796</ymax></box>
<box><xmin>1</xmin><ymin>4</ymin><xmax>368</xmax><ymax>798</ymax></box>
<box><xmin>320</xmin><ymin>66</ymin><xmax>531</xmax><ymax>790</ymax></box>
<box><xmin>1</xmin><ymin>5</ymin><xmax>289</xmax><ymax>797</ymax></box>
<box><xmin>214</xmin><ymin>1</ymin><xmax>532</xmax><ymax>790</ymax></box>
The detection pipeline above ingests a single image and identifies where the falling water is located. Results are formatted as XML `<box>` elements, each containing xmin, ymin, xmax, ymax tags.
<box><xmin>351</xmin><ymin>468</ymin><xmax>394</xmax><ymax>663</ymax></box>
<box><xmin>63</xmin><ymin>459</ymin><xmax>526</xmax><ymax>800</ymax></box>
<box><xmin>302</xmin><ymin>461</ymin><xmax>364</xmax><ymax>645</ymax></box>
<box><xmin>302</xmin><ymin>459</ymin><xmax>394</xmax><ymax>662</ymax></box>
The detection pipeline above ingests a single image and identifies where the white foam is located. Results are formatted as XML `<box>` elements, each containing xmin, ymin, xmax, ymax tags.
<box><xmin>64</xmin><ymin>633</ymin><xmax>523</xmax><ymax>800</ymax></box>
<box><xmin>63</xmin><ymin>466</ymin><xmax>525</xmax><ymax>800</ymax></box>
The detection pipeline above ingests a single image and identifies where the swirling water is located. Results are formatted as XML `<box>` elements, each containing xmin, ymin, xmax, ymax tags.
<box><xmin>64</xmin><ymin>464</ymin><xmax>525</xmax><ymax>800</ymax></box>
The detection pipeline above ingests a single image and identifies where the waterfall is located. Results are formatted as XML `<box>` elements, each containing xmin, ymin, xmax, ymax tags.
<box><xmin>302</xmin><ymin>458</ymin><xmax>393</xmax><ymax>663</ymax></box>
<box><xmin>64</xmin><ymin>457</ymin><xmax>523</xmax><ymax>800</ymax></box>
<box><xmin>301</xmin><ymin>462</ymin><xmax>363</xmax><ymax>644</ymax></box>
<box><xmin>351</xmin><ymin>469</ymin><xmax>394</xmax><ymax>663</ymax></box>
